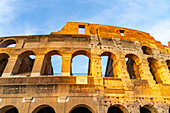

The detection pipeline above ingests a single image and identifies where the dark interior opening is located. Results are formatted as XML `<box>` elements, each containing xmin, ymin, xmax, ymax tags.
<box><xmin>142</xmin><ymin>46</ymin><xmax>152</xmax><ymax>55</ymax></box>
<box><xmin>119</xmin><ymin>30</ymin><xmax>125</xmax><ymax>36</ymax></box>
<box><xmin>140</xmin><ymin>107</ymin><xmax>151</xmax><ymax>113</ymax></box>
<box><xmin>6</xmin><ymin>108</ymin><xmax>18</xmax><ymax>113</ymax></box>
<box><xmin>107</xmin><ymin>106</ymin><xmax>123</xmax><ymax>113</ymax></box>
<box><xmin>166</xmin><ymin>60</ymin><xmax>170</xmax><ymax>72</ymax></box>
<box><xmin>0</xmin><ymin>40</ymin><xmax>16</xmax><ymax>48</ymax></box>
<box><xmin>37</xmin><ymin>107</ymin><xmax>55</xmax><ymax>113</ymax></box>
<box><xmin>78</xmin><ymin>25</ymin><xmax>85</xmax><ymax>34</ymax></box>
<box><xmin>147</xmin><ymin>58</ymin><xmax>162</xmax><ymax>84</ymax></box>
<box><xmin>0</xmin><ymin>58</ymin><xmax>8</xmax><ymax>76</ymax></box>
<box><xmin>126</xmin><ymin>57</ymin><xmax>137</xmax><ymax>79</ymax></box>
<box><xmin>12</xmin><ymin>51</ymin><xmax>35</xmax><ymax>76</ymax></box>
<box><xmin>70</xmin><ymin>107</ymin><xmax>92</xmax><ymax>113</ymax></box>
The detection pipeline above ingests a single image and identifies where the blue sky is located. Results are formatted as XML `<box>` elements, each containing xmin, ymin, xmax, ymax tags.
<box><xmin>1</xmin><ymin>0</ymin><xmax>170</xmax><ymax>45</ymax></box>
<box><xmin>1</xmin><ymin>0</ymin><xmax>170</xmax><ymax>75</ymax></box>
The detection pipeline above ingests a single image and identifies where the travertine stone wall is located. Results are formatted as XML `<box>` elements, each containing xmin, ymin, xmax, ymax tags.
<box><xmin>0</xmin><ymin>22</ymin><xmax>170</xmax><ymax>113</ymax></box>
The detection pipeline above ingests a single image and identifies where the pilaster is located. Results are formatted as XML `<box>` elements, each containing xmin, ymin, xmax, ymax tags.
<box><xmin>117</xmin><ymin>57</ymin><xmax>133</xmax><ymax>91</ymax></box>
<box><xmin>31</xmin><ymin>55</ymin><xmax>44</xmax><ymax>76</ymax></box>
<box><xmin>91</xmin><ymin>54</ymin><xmax>103</xmax><ymax>86</ymax></box>
<box><xmin>2</xmin><ymin>57</ymin><xmax>18</xmax><ymax>77</ymax></box>
<box><xmin>61</xmin><ymin>54</ymin><xmax>72</xmax><ymax>76</ymax></box>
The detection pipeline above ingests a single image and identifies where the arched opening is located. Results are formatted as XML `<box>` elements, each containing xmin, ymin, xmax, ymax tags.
<box><xmin>6</xmin><ymin>108</ymin><xmax>18</xmax><ymax>113</ymax></box>
<box><xmin>101</xmin><ymin>52</ymin><xmax>118</xmax><ymax>77</ymax></box>
<box><xmin>0</xmin><ymin>53</ymin><xmax>9</xmax><ymax>77</ymax></box>
<box><xmin>70</xmin><ymin>104</ymin><xmax>93</xmax><ymax>113</ymax></box>
<box><xmin>70</xmin><ymin>107</ymin><xmax>92</xmax><ymax>113</ymax></box>
<box><xmin>12</xmin><ymin>51</ymin><xmax>36</xmax><ymax>76</ymax></box>
<box><xmin>108</xmin><ymin>106</ymin><xmax>123</xmax><ymax>113</ymax></box>
<box><xmin>140</xmin><ymin>107</ymin><xmax>151</xmax><ymax>113</ymax></box>
<box><xmin>140</xmin><ymin>105</ymin><xmax>158</xmax><ymax>113</ymax></box>
<box><xmin>41</xmin><ymin>50</ymin><xmax>62</xmax><ymax>75</ymax></box>
<box><xmin>107</xmin><ymin>105</ymin><xmax>128</xmax><ymax>113</ymax></box>
<box><xmin>0</xmin><ymin>40</ymin><xmax>16</xmax><ymax>48</ymax></box>
<box><xmin>142</xmin><ymin>46</ymin><xmax>152</xmax><ymax>55</ymax></box>
<box><xmin>71</xmin><ymin>50</ymin><xmax>91</xmax><ymax>76</ymax></box>
<box><xmin>37</xmin><ymin>107</ymin><xmax>55</xmax><ymax>113</ymax></box>
<box><xmin>125</xmin><ymin>54</ymin><xmax>141</xmax><ymax>79</ymax></box>
<box><xmin>0</xmin><ymin>105</ymin><xmax>18</xmax><ymax>113</ymax></box>
<box><xmin>147</xmin><ymin>58</ymin><xmax>162</xmax><ymax>84</ymax></box>
<box><xmin>166</xmin><ymin>60</ymin><xmax>170</xmax><ymax>72</ymax></box>
<box><xmin>32</xmin><ymin>105</ymin><xmax>55</xmax><ymax>113</ymax></box>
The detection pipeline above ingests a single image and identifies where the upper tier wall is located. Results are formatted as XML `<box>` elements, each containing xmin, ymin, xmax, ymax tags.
<box><xmin>51</xmin><ymin>22</ymin><xmax>170</xmax><ymax>53</ymax></box>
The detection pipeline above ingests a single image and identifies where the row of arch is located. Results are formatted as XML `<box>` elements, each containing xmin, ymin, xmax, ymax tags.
<box><xmin>0</xmin><ymin>39</ymin><xmax>158</xmax><ymax>56</ymax></box>
<box><xmin>0</xmin><ymin>104</ymin><xmax>164</xmax><ymax>113</ymax></box>
<box><xmin>0</xmin><ymin>50</ymin><xmax>170</xmax><ymax>83</ymax></box>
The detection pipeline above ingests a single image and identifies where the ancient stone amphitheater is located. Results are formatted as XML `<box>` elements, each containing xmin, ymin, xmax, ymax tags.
<box><xmin>0</xmin><ymin>22</ymin><xmax>170</xmax><ymax>113</ymax></box>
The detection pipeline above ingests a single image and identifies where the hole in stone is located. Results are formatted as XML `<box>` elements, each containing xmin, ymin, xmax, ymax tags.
<box><xmin>119</xmin><ymin>30</ymin><xmax>124</xmax><ymax>36</ymax></box>
<box><xmin>78</xmin><ymin>25</ymin><xmax>85</xmax><ymax>34</ymax></box>
<box><xmin>142</xmin><ymin>46</ymin><xmax>152</xmax><ymax>55</ymax></box>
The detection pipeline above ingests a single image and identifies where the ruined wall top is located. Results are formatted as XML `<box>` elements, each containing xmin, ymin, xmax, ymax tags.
<box><xmin>52</xmin><ymin>22</ymin><xmax>170</xmax><ymax>53</ymax></box>
<box><xmin>1</xmin><ymin>22</ymin><xmax>170</xmax><ymax>53</ymax></box>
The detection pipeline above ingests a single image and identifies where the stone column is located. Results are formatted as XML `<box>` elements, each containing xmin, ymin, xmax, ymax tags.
<box><xmin>61</xmin><ymin>54</ymin><xmax>72</xmax><ymax>76</ymax></box>
<box><xmin>158</xmin><ymin>61</ymin><xmax>170</xmax><ymax>84</ymax></box>
<box><xmin>117</xmin><ymin>57</ymin><xmax>133</xmax><ymax>90</ymax></box>
<box><xmin>91</xmin><ymin>54</ymin><xmax>102</xmax><ymax>77</ymax></box>
<box><xmin>31</xmin><ymin>55</ymin><xmax>44</xmax><ymax>76</ymax></box>
<box><xmin>139</xmin><ymin>60</ymin><xmax>157</xmax><ymax>86</ymax></box>
<box><xmin>1</xmin><ymin>57</ymin><xmax>18</xmax><ymax>77</ymax></box>
<box><xmin>116</xmin><ymin>57</ymin><xmax>134</xmax><ymax>99</ymax></box>
<box><xmin>91</xmin><ymin>54</ymin><xmax>103</xmax><ymax>85</ymax></box>
<box><xmin>15</xmin><ymin>38</ymin><xmax>25</xmax><ymax>48</ymax></box>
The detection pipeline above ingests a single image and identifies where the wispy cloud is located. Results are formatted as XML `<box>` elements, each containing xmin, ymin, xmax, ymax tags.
<box><xmin>0</xmin><ymin>0</ymin><xmax>170</xmax><ymax>46</ymax></box>
<box><xmin>78</xmin><ymin>0</ymin><xmax>170</xmax><ymax>45</ymax></box>
<box><xmin>0</xmin><ymin>0</ymin><xmax>17</xmax><ymax>24</ymax></box>
<box><xmin>0</xmin><ymin>0</ymin><xmax>45</xmax><ymax>36</ymax></box>
<box><xmin>148</xmin><ymin>20</ymin><xmax>170</xmax><ymax>45</ymax></box>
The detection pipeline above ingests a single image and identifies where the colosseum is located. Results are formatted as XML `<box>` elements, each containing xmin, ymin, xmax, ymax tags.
<box><xmin>0</xmin><ymin>22</ymin><xmax>170</xmax><ymax>113</ymax></box>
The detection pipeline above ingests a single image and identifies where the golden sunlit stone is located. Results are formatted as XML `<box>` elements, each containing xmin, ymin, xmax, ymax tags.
<box><xmin>0</xmin><ymin>22</ymin><xmax>169</xmax><ymax>113</ymax></box>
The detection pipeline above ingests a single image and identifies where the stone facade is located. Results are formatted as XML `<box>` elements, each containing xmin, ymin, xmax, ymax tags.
<box><xmin>0</xmin><ymin>22</ymin><xmax>170</xmax><ymax>113</ymax></box>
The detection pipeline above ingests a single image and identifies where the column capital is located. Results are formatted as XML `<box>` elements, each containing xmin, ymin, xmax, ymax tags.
<box><xmin>35</xmin><ymin>55</ymin><xmax>44</xmax><ymax>59</ymax></box>
<box><xmin>62</xmin><ymin>54</ymin><xmax>72</xmax><ymax>58</ymax></box>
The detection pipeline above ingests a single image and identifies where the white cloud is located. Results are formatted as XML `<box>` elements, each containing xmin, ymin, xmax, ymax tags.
<box><xmin>0</xmin><ymin>0</ymin><xmax>169</xmax><ymax>46</ymax></box>
<box><xmin>148</xmin><ymin>20</ymin><xmax>170</xmax><ymax>46</ymax></box>
<box><xmin>0</xmin><ymin>0</ymin><xmax>17</xmax><ymax>24</ymax></box>
<box><xmin>81</xmin><ymin>0</ymin><xmax>170</xmax><ymax>45</ymax></box>
<box><xmin>0</xmin><ymin>0</ymin><xmax>44</xmax><ymax>37</ymax></box>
